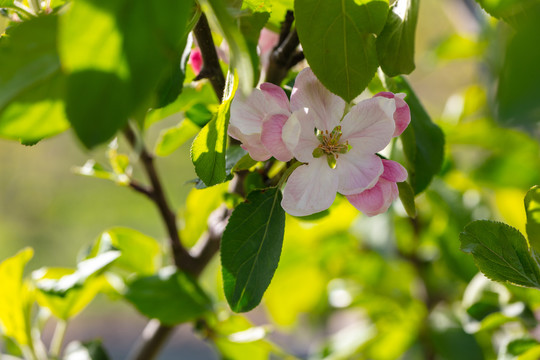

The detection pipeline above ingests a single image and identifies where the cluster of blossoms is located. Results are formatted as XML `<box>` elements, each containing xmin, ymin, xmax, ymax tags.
<box><xmin>228</xmin><ymin>68</ymin><xmax>411</xmax><ymax>217</ymax></box>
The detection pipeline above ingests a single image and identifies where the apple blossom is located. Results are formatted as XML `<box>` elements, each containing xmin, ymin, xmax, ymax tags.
<box><xmin>228</xmin><ymin>83</ymin><xmax>293</xmax><ymax>162</ymax></box>
<box><xmin>346</xmin><ymin>159</ymin><xmax>408</xmax><ymax>216</ymax></box>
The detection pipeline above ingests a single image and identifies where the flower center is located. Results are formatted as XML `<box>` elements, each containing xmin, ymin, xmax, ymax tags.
<box><xmin>312</xmin><ymin>125</ymin><xmax>351</xmax><ymax>169</ymax></box>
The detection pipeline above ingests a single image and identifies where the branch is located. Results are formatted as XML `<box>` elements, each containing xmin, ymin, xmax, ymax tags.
<box><xmin>124</xmin><ymin>127</ymin><xmax>196</xmax><ymax>273</ymax></box>
<box><xmin>265</xmin><ymin>10</ymin><xmax>303</xmax><ymax>85</ymax></box>
<box><xmin>193</xmin><ymin>13</ymin><xmax>226</xmax><ymax>100</ymax></box>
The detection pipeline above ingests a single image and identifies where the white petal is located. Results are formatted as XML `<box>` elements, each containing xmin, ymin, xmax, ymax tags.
<box><xmin>341</xmin><ymin>97</ymin><xmax>395</xmax><ymax>153</ymax></box>
<box><xmin>281</xmin><ymin>159</ymin><xmax>339</xmax><ymax>216</ymax></box>
<box><xmin>228</xmin><ymin>127</ymin><xmax>271</xmax><ymax>161</ymax></box>
<box><xmin>290</xmin><ymin>68</ymin><xmax>345</xmax><ymax>131</ymax></box>
<box><xmin>336</xmin><ymin>153</ymin><xmax>383</xmax><ymax>195</ymax></box>
<box><xmin>281</xmin><ymin>110</ymin><xmax>319</xmax><ymax>163</ymax></box>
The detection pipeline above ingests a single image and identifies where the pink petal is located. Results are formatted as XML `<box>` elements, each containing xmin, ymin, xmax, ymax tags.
<box><xmin>261</xmin><ymin>114</ymin><xmax>293</xmax><ymax>162</ymax></box>
<box><xmin>346</xmin><ymin>179</ymin><xmax>399</xmax><ymax>217</ymax></box>
<box><xmin>381</xmin><ymin>159</ymin><xmax>407</xmax><ymax>182</ymax></box>
<box><xmin>260</xmin><ymin>83</ymin><xmax>290</xmax><ymax>112</ymax></box>
<box><xmin>340</xmin><ymin>97</ymin><xmax>396</xmax><ymax>154</ymax></box>
<box><xmin>230</xmin><ymin>86</ymin><xmax>289</xmax><ymax>136</ymax></box>
<box><xmin>336</xmin><ymin>153</ymin><xmax>383</xmax><ymax>195</ymax></box>
<box><xmin>228</xmin><ymin>126</ymin><xmax>271</xmax><ymax>161</ymax></box>
<box><xmin>281</xmin><ymin>158</ymin><xmax>339</xmax><ymax>216</ymax></box>
<box><xmin>258</xmin><ymin>28</ymin><xmax>279</xmax><ymax>58</ymax></box>
<box><xmin>281</xmin><ymin>110</ymin><xmax>319</xmax><ymax>163</ymax></box>
<box><xmin>290</xmin><ymin>68</ymin><xmax>345</xmax><ymax>132</ymax></box>
<box><xmin>188</xmin><ymin>48</ymin><xmax>202</xmax><ymax>75</ymax></box>
<box><xmin>374</xmin><ymin>92</ymin><xmax>411</xmax><ymax>137</ymax></box>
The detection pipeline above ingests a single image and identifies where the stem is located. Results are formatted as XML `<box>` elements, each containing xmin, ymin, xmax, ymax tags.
<box><xmin>49</xmin><ymin>320</ymin><xmax>67</xmax><ymax>359</ymax></box>
<box><xmin>127</xmin><ymin>320</ymin><xmax>174</xmax><ymax>360</ymax></box>
<box><xmin>193</xmin><ymin>13</ymin><xmax>226</xmax><ymax>99</ymax></box>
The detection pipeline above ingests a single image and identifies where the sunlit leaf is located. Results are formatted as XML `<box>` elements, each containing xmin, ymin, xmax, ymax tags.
<box><xmin>473</xmin><ymin>0</ymin><xmax>540</xmax><ymax>29</ymax></box>
<box><xmin>376</xmin><ymin>0</ymin><xmax>418</xmax><ymax>76</ymax></box>
<box><xmin>191</xmin><ymin>71</ymin><xmax>238</xmax><ymax>186</ymax></box>
<box><xmin>0</xmin><ymin>15</ymin><xmax>69</xmax><ymax>144</ymax></box>
<box><xmin>222</xmin><ymin>187</ymin><xmax>286</xmax><ymax>312</ymax></box>
<box><xmin>180</xmin><ymin>183</ymin><xmax>228</xmax><ymax>248</ymax></box>
<box><xmin>36</xmin><ymin>251</ymin><xmax>120</xmax><ymax>295</ymax></box>
<box><xmin>125</xmin><ymin>267</ymin><xmax>211</xmax><ymax>325</ymax></box>
<box><xmin>33</xmin><ymin>268</ymin><xmax>111</xmax><ymax>320</ymax></box>
<box><xmin>89</xmin><ymin>228</ymin><xmax>161</xmax><ymax>276</ymax></box>
<box><xmin>295</xmin><ymin>0</ymin><xmax>388</xmax><ymax>101</ymax></box>
<box><xmin>460</xmin><ymin>221</ymin><xmax>540</xmax><ymax>288</ymax></box>
<box><xmin>59</xmin><ymin>0</ymin><xmax>194</xmax><ymax>148</ymax></box>
<box><xmin>0</xmin><ymin>248</ymin><xmax>33</xmax><ymax>346</ymax></box>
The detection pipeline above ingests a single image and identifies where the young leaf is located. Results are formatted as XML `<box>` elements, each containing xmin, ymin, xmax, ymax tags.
<box><xmin>36</xmin><ymin>251</ymin><xmax>120</xmax><ymax>295</ymax></box>
<box><xmin>33</xmin><ymin>268</ymin><xmax>111</xmax><ymax>320</ymax></box>
<box><xmin>0</xmin><ymin>248</ymin><xmax>34</xmax><ymax>347</ymax></box>
<box><xmin>295</xmin><ymin>0</ymin><xmax>389</xmax><ymax>101</ymax></box>
<box><xmin>473</xmin><ymin>0</ymin><xmax>540</xmax><ymax>29</ymax></box>
<box><xmin>59</xmin><ymin>0</ymin><xmax>194</xmax><ymax>148</ymax></box>
<box><xmin>191</xmin><ymin>72</ymin><xmax>238</xmax><ymax>186</ymax></box>
<box><xmin>460</xmin><ymin>220</ymin><xmax>540</xmax><ymax>289</ymax></box>
<box><xmin>88</xmin><ymin>228</ymin><xmax>162</xmax><ymax>276</ymax></box>
<box><xmin>0</xmin><ymin>15</ymin><xmax>69</xmax><ymax>144</ymax></box>
<box><xmin>125</xmin><ymin>267</ymin><xmax>211</xmax><ymax>325</ymax></box>
<box><xmin>221</xmin><ymin>188</ymin><xmax>286</xmax><ymax>312</ymax></box>
<box><xmin>376</xmin><ymin>0</ymin><xmax>418</xmax><ymax>76</ymax></box>
<box><xmin>525</xmin><ymin>186</ymin><xmax>540</xmax><ymax>254</ymax></box>
<box><xmin>385</xmin><ymin>76</ymin><xmax>444</xmax><ymax>194</ymax></box>
<box><xmin>155</xmin><ymin>119</ymin><xmax>201</xmax><ymax>157</ymax></box>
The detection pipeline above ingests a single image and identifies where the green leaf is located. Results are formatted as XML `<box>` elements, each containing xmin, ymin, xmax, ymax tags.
<box><xmin>295</xmin><ymin>0</ymin><xmax>388</xmax><ymax>101</ymax></box>
<box><xmin>64</xmin><ymin>340</ymin><xmax>112</xmax><ymax>360</ymax></box>
<box><xmin>496</xmin><ymin>23</ymin><xmax>540</xmax><ymax>133</ymax></box>
<box><xmin>460</xmin><ymin>220</ymin><xmax>540</xmax><ymax>288</ymax></box>
<box><xmin>191</xmin><ymin>71</ymin><xmax>238</xmax><ymax>186</ymax></box>
<box><xmin>35</xmin><ymin>251</ymin><xmax>120</xmax><ymax>296</ymax></box>
<box><xmin>376</xmin><ymin>0</ymin><xmax>418</xmax><ymax>76</ymax></box>
<box><xmin>0</xmin><ymin>15</ymin><xmax>69</xmax><ymax>144</ymax></box>
<box><xmin>507</xmin><ymin>338</ymin><xmax>540</xmax><ymax>356</ymax></box>
<box><xmin>221</xmin><ymin>187</ymin><xmax>286</xmax><ymax>312</ymax></box>
<box><xmin>33</xmin><ymin>268</ymin><xmax>111</xmax><ymax>320</ymax></box>
<box><xmin>0</xmin><ymin>0</ymin><xmax>14</xmax><ymax>7</ymax></box>
<box><xmin>180</xmin><ymin>183</ymin><xmax>228</xmax><ymax>248</ymax></box>
<box><xmin>154</xmin><ymin>34</ymin><xmax>193</xmax><ymax>109</ymax></box>
<box><xmin>155</xmin><ymin>119</ymin><xmax>201</xmax><ymax>157</ymax></box>
<box><xmin>397</xmin><ymin>181</ymin><xmax>416</xmax><ymax>217</ymax></box>
<box><xmin>125</xmin><ymin>267</ymin><xmax>211</xmax><ymax>325</ymax></box>
<box><xmin>59</xmin><ymin>0</ymin><xmax>194</xmax><ymax>148</ymax></box>
<box><xmin>200</xmin><ymin>0</ymin><xmax>255</xmax><ymax>93</ymax></box>
<box><xmin>385</xmin><ymin>76</ymin><xmax>444</xmax><ymax>194</ymax></box>
<box><xmin>473</xmin><ymin>0</ymin><xmax>540</xmax><ymax>29</ymax></box>
<box><xmin>525</xmin><ymin>186</ymin><xmax>540</xmax><ymax>254</ymax></box>
<box><xmin>89</xmin><ymin>228</ymin><xmax>161</xmax><ymax>276</ymax></box>
<box><xmin>0</xmin><ymin>248</ymin><xmax>33</xmax><ymax>346</ymax></box>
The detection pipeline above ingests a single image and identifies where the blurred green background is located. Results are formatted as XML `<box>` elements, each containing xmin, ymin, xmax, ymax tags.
<box><xmin>2</xmin><ymin>0</ymin><xmax>540</xmax><ymax>358</ymax></box>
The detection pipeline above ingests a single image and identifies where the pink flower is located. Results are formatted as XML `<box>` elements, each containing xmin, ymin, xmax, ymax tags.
<box><xmin>228</xmin><ymin>83</ymin><xmax>293</xmax><ymax>162</ymax></box>
<box><xmin>280</xmin><ymin>68</ymin><xmax>407</xmax><ymax>216</ymax></box>
<box><xmin>346</xmin><ymin>159</ymin><xmax>407</xmax><ymax>216</ymax></box>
